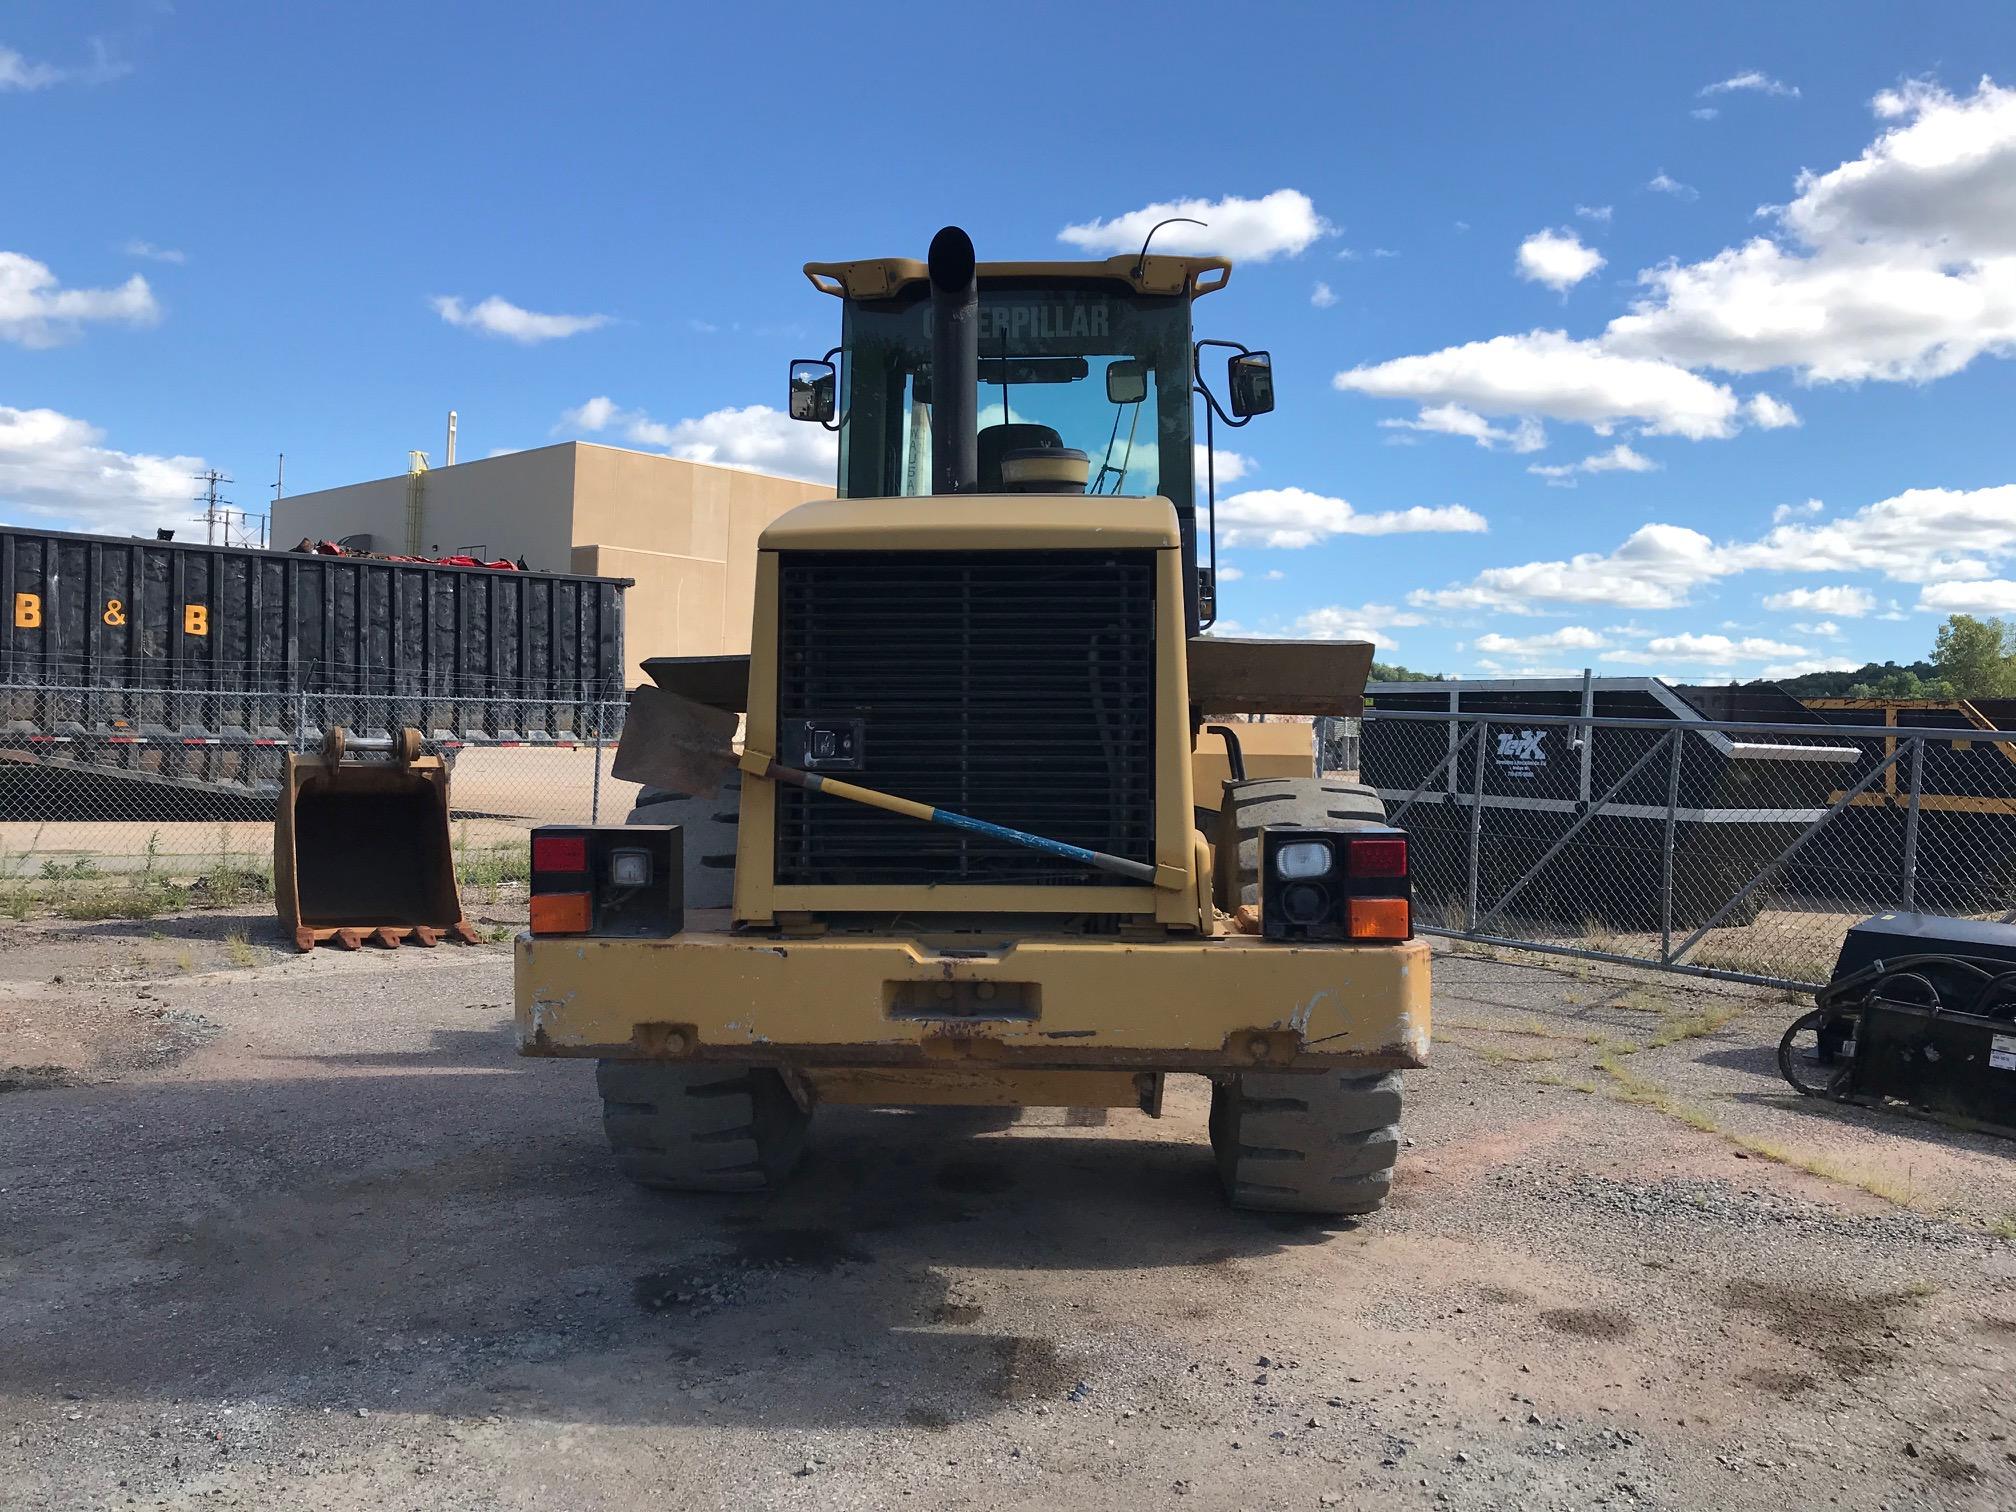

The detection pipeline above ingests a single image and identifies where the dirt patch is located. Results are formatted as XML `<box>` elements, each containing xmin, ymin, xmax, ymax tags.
<box><xmin>1741</xmin><ymin>1367</ymin><xmax>1819</xmax><ymax>1397</ymax></box>
<box><xmin>0</xmin><ymin>989</ymin><xmax>214</xmax><ymax>1089</ymax></box>
<box><xmin>729</xmin><ymin>1227</ymin><xmax>871</xmax><ymax>1271</ymax></box>
<box><xmin>1720</xmin><ymin>1278</ymin><xmax>1929</xmax><ymax>1380</ymax></box>
<box><xmin>929</xmin><ymin>1302</ymin><xmax>984</xmax><ymax>1325</ymax></box>
<box><xmin>0</xmin><ymin>1064</ymin><xmax>73</xmax><ymax>1093</ymax></box>
<box><xmin>1475</xmin><ymin>1284</ymin><xmax>1530</xmax><ymax>1305</ymax></box>
<box><xmin>934</xmin><ymin>1159</ymin><xmax>1016</xmax><ymax>1196</ymax></box>
<box><xmin>903</xmin><ymin>1405</ymin><xmax>954</xmax><ymax>1431</ymax></box>
<box><xmin>1540</xmin><ymin>1307</ymin><xmax>1634</xmax><ymax>1340</ymax></box>
<box><xmin>989</xmin><ymin>1336</ymin><xmax>1075</xmax><ymax>1401</ymax></box>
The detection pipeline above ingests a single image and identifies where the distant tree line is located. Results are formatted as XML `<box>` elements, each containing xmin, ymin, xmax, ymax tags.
<box><xmin>1369</xmin><ymin>661</ymin><xmax>1444</xmax><ymax>683</ymax></box>
<box><xmin>1758</xmin><ymin>615</ymin><xmax>2016</xmax><ymax>701</ymax></box>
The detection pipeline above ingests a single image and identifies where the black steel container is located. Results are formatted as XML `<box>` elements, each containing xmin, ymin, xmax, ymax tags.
<box><xmin>2</xmin><ymin>524</ymin><xmax>627</xmax><ymax>791</ymax></box>
<box><xmin>1362</xmin><ymin>678</ymin><xmax>1856</xmax><ymax>931</ymax></box>
<box><xmin>1794</xmin><ymin>699</ymin><xmax>2016</xmax><ymax>912</ymax></box>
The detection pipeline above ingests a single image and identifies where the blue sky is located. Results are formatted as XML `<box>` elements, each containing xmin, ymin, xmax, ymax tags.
<box><xmin>5</xmin><ymin>2</ymin><xmax>2016</xmax><ymax>681</ymax></box>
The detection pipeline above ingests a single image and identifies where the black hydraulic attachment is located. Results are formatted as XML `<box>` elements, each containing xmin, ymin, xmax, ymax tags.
<box><xmin>1780</xmin><ymin>911</ymin><xmax>2016</xmax><ymax>1137</ymax></box>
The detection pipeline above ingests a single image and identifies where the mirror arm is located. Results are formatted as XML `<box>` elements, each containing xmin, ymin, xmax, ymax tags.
<box><xmin>819</xmin><ymin>345</ymin><xmax>842</xmax><ymax>433</ymax></box>
<box><xmin>1193</xmin><ymin>338</ymin><xmax>1254</xmax><ymax>430</ymax></box>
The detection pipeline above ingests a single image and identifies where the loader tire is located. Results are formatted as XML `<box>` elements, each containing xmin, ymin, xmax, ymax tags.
<box><xmin>627</xmin><ymin>773</ymin><xmax>740</xmax><ymax>910</ymax></box>
<box><xmin>1210</xmin><ymin>1069</ymin><xmax>1402</xmax><ymax>1215</ymax></box>
<box><xmin>1217</xmin><ymin>775</ymin><xmax>1388</xmax><ymax>909</ymax></box>
<box><xmin>596</xmin><ymin>1061</ymin><xmax>808</xmax><ymax>1193</ymax></box>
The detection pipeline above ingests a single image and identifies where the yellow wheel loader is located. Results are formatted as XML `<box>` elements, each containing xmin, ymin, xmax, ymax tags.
<box><xmin>515</xmin><ymin>227</ymin><xmax>1430</xmax><ymax>1215</ymax></box>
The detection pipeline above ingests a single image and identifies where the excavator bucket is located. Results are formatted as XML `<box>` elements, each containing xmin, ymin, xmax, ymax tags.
<box><xmin>274</xmin><ymin>727</ymin><xmax>480</xmax><ymax>952</ymax></box>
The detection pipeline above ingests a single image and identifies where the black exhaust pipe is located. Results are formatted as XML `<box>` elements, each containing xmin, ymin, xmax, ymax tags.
<box><xmin>928</xmin><ymin>225</ymin><xmax>979</xmax><ymax>495</ymax></box>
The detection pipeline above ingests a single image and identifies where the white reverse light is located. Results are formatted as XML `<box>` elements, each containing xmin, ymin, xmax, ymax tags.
<box><xmin>609</xmin><ymin>848</ymin><xmax>653</xmax><ymax>887</ymax></box>
<box><xmin>1274</xmin><ymin>839</ymin><xmax>1334</xmax><ymax>879</ymax></box>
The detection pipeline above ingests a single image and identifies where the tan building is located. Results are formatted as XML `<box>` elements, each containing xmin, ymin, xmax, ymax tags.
<box><xmin>271</xmin><ymin>443</ymin><xmax>826</xmax><ymax>675</ymax></box>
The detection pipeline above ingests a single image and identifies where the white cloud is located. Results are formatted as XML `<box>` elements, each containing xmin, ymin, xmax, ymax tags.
<box><xmin>1726</xmin><ymin>484</ymin><xmax>2016</xmax><ymax>582</ymax></box>
<box><xmin>1794</xmin><ymin>620</ymin><xmax>1842</xmax><ymax>637</ymax></box>
<box><xmin>1473</xmin><ymin>625</ymin><xmax>1610</xmax><ymax>657</ymax></box>
<box><xmin>1575</xmin><ymin>204</ymin><xmax>1614</xmax><ymax>223</ymax></box>
<box><xmin>1526</xmin><ymin>443</ymin><xmax>1658</xmax><ymax>484</ymax></box>
<box><xmin>1411</xmin><ymin>482</ymin><xmax>2016</xmax><ymax>617</ymax></box>
<box><xmin>0</xmin><ymin>42</ymin><xmax>127</xmax><ymax>92</ymax></box>
<box><xmin>1692</xmin><ymin>107</ymin><xmax>1720</xmax><ymax>122</ymax></box>
<box><xmin>559</xmin><ymin>396</ymin><xmax>620</xmax><ymax>432</ymax></box>
<box><xmin>1772</xmin><ymin>498</ymin><xmax>1823</xmax><ymax>523</ymax></box>
<box><xmin>1340</xmin><ymin>81</ymin><xmax>2016</xmax><ymax>449</ymax></box>
<box><xmin>121</xmin><ymin>240</ymin><xmax>185</xmax><ymax>265</ymax></box>
<box><xmin>1628</xmin><ymin>632</ymin><xmax>1810</xmax><ymax>665</ymax></box>
<box><xmin>556</xmin><ymin>396</ymin><xmax>834</xmax><ymax>483</ymax></box>
<box><xmin>1517</xmin><ymin>228</ymin><xmax>1606</xmax><ymax>292</ymax></box>
<box><xmin>1761</xmin><ymin>584</ymin><xmax>1875</xmax><ymax>616</ymax></box>
<box><xmin>1196</xmin><ymin>446</ymin><xmax>1251</xmax><ymax>483</ymax></box>
<box><xmin>1372</xmin><ymin>248</ymin><xmax>1400</xmax><ymax>259</ymax></box>
<box><xmin>1310</xmin><ymin>281</ymin><xmax>1337</xmax><ymax>308</ymax></box>
<box><xmin>1745</xmin><ymin>393</ymin><xmax>1801</xmax><ymax>429</ymax></box>
<box><xmin>1295</xmin><ymin>602</ymin><xmax>1425</xmax><ymax>648</ymax></box>
<box><xmin>0</xmin><ymin>405</ymin><xmax>206</xmax><ymax>534</ymax></box>
<box><xmin>1214</xmin><ymin>487</ymin><xmax>1487</xmax><ymax>549</ymax></box>
<box><xmin>1379</xmin><ymin>403</ymin><xmax>1545</xmax><ymax>453</ymax></box>
<box><xmin>433</xmin><ymin>294</ymin><xmax>610</xmax><ymax>343</ymax></box>
<box><xmin>1701</xmin><ymin>71</ymin><xmax>1800</xmax><ymax>99</ymax></box>
<box><xmin>1215</xmin><ymin>565</ymin><xmax>1244</xmax><ymax>582</ymax></box>
<box><xmin>1647</xmin><ymin>171</ymin><xmax>1699</xmax><ymax>200</ymax></box>
<box><xmin>1411</xmin><ymin>522</ymin><xmax>1720</xmax><ymax>614</ymax></box>
<box><xmin>1917</xmin><ymin>579</ymin><xmax>2016</xmax><ymax>614</ymax></box>
<box><xmin>0</xmin><ymin>252</ymin><xmax>158</xmax><ymax>347</ymax></box>
<box><xmin>1336</xmin><ymin>330</ymin><xmax>1742</xmax><ymax>439</ymax></box>
<box><xmin>1057</xmin><ymin>190</ymin><xmax>1330</xmax><ymax>263</ymax></box>
<box><xmin>1607</xmin><ymin>79</ymin><xmax>2016</xmax><ymax>383</ymax></box>
<box><xmin>1761</xmin><ymin>656</ymin><xmax>1867</xmax><ymax>679</ymax></box>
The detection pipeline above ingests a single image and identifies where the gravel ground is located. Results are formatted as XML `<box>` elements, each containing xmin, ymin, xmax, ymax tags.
<box><xmin>2</xmin><ymin>915</ymin><xmax>2013</xmax><ymax>1511</ymax></box>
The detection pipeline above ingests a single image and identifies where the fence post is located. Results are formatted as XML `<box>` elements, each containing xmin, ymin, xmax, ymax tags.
<box><xmin>590</xmin><ymin>700</ymin><xmax>607</xmax><ymax>824</ymax></box>
<box><xmin>1660</xmin><ymin>727</ymin><xmax>1684</xmax><ymax>963</ymax></box>
<box><xmin>1466</xmin><ymin>718</ymin><xmax>1489</xmax><ymax>932</ymax></box>
<box><xmin>1900</xmin><ymin>733</ymin><xmax>1925</xmax><ymax>912</ymax></box>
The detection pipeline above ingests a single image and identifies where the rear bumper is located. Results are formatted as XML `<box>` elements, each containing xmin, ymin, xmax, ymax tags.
<box><xmin>515</xmin><ymin>921</ymin><xmax>1430</xmax><ymax>1072</ymax></box>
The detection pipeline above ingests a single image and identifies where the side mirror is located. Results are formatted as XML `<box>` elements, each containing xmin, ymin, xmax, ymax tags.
<box><xmin>1106</xmin><ymin>358</ymin><xmax>1147</xmax><ymax>406</ymax></box>
<box><xmin>788</xmin><ymin>359</ymin><xmax>837</xmax><ymax>424</ymax></box>
<box><xmin>1228</xmin><ymin>351</ymin><xmax>1274</xmax><ymax>418</ymax></box>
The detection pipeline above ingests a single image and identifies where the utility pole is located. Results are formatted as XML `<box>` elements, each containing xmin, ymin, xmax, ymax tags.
<box><xmin>192</xmin><ymin>469</ymin><xmax>234</xmax><ymax>545</ymax></box>
<box><xmin>269</xmin><ymin>454</ymin><xmax>284</xmax><ymax>548</ymax></box>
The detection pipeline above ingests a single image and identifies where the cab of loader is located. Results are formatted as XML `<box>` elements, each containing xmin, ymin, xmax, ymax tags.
<box><xmin>787</xmin><ymin>236</ymin><xmax>1275</xmax><ymax>637</ymax></box>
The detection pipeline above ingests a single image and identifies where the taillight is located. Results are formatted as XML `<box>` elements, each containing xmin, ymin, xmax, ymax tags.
<box><xmin>529</xmin><ymin>891</ymin><xmax>593</xmax><ymax>935</ymax></box>
<box><xmin>1346</xmin><ymin>836</ymin><xmax>1408</xmax><ymax>878</ymax></box>
<box><xmin>528</xmin><ymin>825</ymin><xmax>685</xmax><ymax>938</ymax></box>
<box><xmin>532</xmin><ymin>832</ymin><xmax>588</xmax><ymax>874</ymax></box>
<box><xmin>1259</xmin><ymin>824</ymin><xmax>1412</xmax><ymax>942</ymax></box>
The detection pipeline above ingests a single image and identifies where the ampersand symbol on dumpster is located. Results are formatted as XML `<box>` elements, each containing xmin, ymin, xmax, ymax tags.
<box><xmin>102</xmin><ymin>598</ymin><xmax>127</xmax><ymax>627</ymax></box>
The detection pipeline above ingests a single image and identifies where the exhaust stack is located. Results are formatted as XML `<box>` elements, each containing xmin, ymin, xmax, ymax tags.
<box><xmin>927</xmin><ymin>225</ymin><xmax>979</xmax><ymax>495</ymax></box>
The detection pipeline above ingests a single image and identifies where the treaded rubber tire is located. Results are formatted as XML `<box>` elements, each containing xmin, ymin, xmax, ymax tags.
<box><xmin>626</xmin><ymin>774</ymin><xmax>741</xmax><ymax>910</ymax></box>
<box><xmin>1210</xmin><ymin>1069</ymin><xmax>1403</xmax><ymax>1215</ymax></box>
<box><xmin>1216</xmin><ymin>775</ymin><xmax>1388</xmax><ymax>908</ymax></box>
<box><xmin>596</xmin><ymin>1061</ymin><xmax>809</xmax><ymax>1193</ymax></box>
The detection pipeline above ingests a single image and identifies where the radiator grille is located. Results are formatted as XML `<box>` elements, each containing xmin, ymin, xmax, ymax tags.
<box><xmin>774</xmin><ymin>549</ymin><xmax>1157</xmax><ymax>888</ymax></box>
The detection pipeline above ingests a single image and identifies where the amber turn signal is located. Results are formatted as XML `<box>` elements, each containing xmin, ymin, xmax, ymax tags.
<box><xmin>529</xmin><ymin>891</ymin><xmax>593</xmax><ymax>935</ymax></box>
<box><xmin>1345</xmin><ymin>896</ymin><xmax>1411</xmax><ymax>940</ymax></box>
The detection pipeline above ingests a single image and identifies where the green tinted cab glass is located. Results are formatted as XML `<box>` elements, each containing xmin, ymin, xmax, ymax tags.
<box><xmin>836</xmin><ymin>284</ymin><xmax>1194</xmax><ymax>508</ymax></box>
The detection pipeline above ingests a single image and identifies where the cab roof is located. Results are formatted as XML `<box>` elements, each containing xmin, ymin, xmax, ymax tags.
<box><xmin>802</xmin><ymin>253</ymin><xmax>1232</xmax><ymax>302</ymax></box>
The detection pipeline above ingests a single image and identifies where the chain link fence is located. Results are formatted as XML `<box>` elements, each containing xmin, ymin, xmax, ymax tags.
<box><xmin>0</xmin><ymin>685</ymin><xmax>633</xmax><ymax>920</ymax></box>
<box><xmin>1360</xmin><ymin>707</ymin><xmax>2016</xmax><ymax>990</ymax></box>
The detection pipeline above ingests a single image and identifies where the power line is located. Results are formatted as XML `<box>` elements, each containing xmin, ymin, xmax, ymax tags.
<box><xmin>192</xmin><ymin>469</ymin><xmax>233</xmax><ymax>545</ymax></box>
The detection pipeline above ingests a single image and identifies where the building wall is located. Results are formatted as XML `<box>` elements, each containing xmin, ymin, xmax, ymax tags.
<box><xmin>272</xmin><ymin>443</ymin><xmax>580</xmax><ymax>570</ymax></box>
<box><xmin>271</xmin><ymin>442</ymin><xmax>826</xmax><ymax>674</ymax></box>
